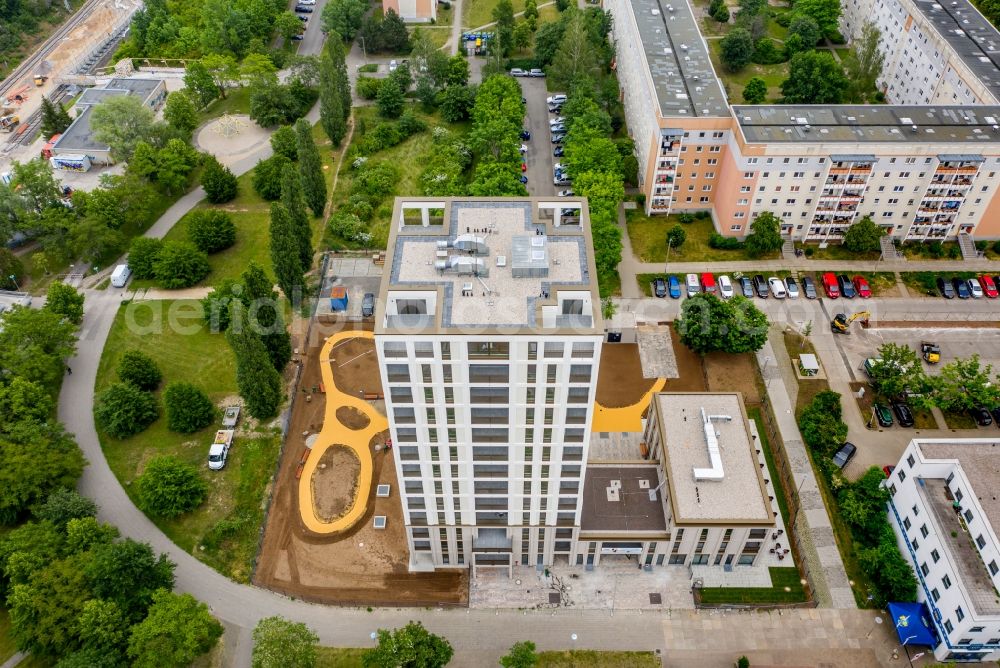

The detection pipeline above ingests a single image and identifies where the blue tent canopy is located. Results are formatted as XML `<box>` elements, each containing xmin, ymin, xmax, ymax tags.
<box><xmin>888</xmin><ymin>602</ymin><xmax>938</xmax><ymax>647</ymax></box>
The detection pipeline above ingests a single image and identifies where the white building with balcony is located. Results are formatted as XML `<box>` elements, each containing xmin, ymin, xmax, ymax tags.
<box><xmin>887</xmin><ymin>439</ymin><xmax>1000</xmax><ymax>662</ymax></box>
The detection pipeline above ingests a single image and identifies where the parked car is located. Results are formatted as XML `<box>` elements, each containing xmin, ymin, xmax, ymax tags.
<box><xmin>297</xmin><ymin>14</ymin><xmax>309</xmax><ymax>21</ymax></box>
<box><xmin>768</xmin><ymin>276</ymin><xmax>786</xmax><ymax>298</ymax></box>
<box><xmin>509</xmin><ymin>68</ymin><xmax>527</xmax><ymax>76</ymax></box>
<box><xmin>548</xmin><ymin>104</ymin><xmax>563</xmax><ymax>113</ymax></box>
<box><xmin>874</xmin><ymin>403</ymin><xmax>893</xmax><ymax>428</ymax></box>
<box><xmin>520</xmin><ymin>129</ymin><xmax>531</xmax><ymax>140</ymax></box>
<box><xmin>701</xmin><ymin>272</ymin><xmax>716</xmax><ymax>294</ymax></box>
<box><xmin>654</xmin><ymin>277</ymin><xmax>667</xmax><ymax>298</ymax></box>
<box><xmin>718</xmin><ymin>275</ymin><xmax>734</xmax><ymax>298</ymax></box>
<box><xmin>550</xmin><ymin>123</ymin><xmax>566</xmax><ymax>134</ymax></box>
<box><xmin>362</xmin><ymin>293</ymin><xmax>375</xmax><ymax>317</ymax></box>
<box><xmin>521</xmin><ymin>162</ymin><xmax>527</xmax><ymax>172</ymax></box>
<box><xmin>937</xmin><ymin>276</ymin><xmax>956</xmax><ymax>299</ymax></box>
<box><xmin>832</xmin><ymin>442</ymin><xmax>857</xmax><ymax>470</ymax></box>
<box><xmin>290</xmin><ymin>33</ymin><xmax>304</xmax><ymax>40</ymax></box>
<box><xmin>785</xmin><ymin>276</ymin><xmax>799</xmax><ymax>299</ymax></box>
<box><xmin>821</xmin><ymin>272</ymin><xmax>839</xmax><ymax>298</ymax></box>
<box><xmin>739</xmin><ymin>276</ymin><xmax>754</xmax><ymax>298</ymax></box>
<box><xmin>546</xmin><ymin>94</ymin><xmax>568</xmax><ymax>104</ymax></box>
<box><xmin>519</xmin><ymin>143</ymin><xmax>528</xmax><ymax>153</ymax></box>
<box><xmin>553</xmin><ymin>176</ymin><xmax>571</xmax><ymax>186</ymax></box>
<box><xmin>801</xmin><ymin>275</ymin><xmax>817</xmax><ymax>299</ymax></box>
<box><xmin>553</xmin><ymin>162</ymin><xmax>566</xmax><ymax>173</ymax></box>
<box><xmin>293</xmin><ymin>4</ymin><xmax>313</xmax><ymax>11</ymax></box>
<box><xmin>519</xmin><ymin>175</ymin><xmax>528</xmax><ymax>184</ymax></box>
<box><xmin>529</xmin><ymin>68</ymin><xmax>545</xmax><ymax>77</ymax></box>
<box><xmin>553</xmin><ymin>145</ymin><xmax>564</xmax><ymax>157</ymax></box>
<box><xmin>979</xmin><ymin>275</ymin><xmax>999</xmax><ymax>298</ymax></box>
<box><xmin>892</xmin><ymin>402</ymin><xmax>915</xmax><ymax>428</ymax></box>
<box><xmin>207</xmin><ymin>441</ymin><xmax>231</xmax><ymax>470</ymax></box>
<box><xmin>549</xmin><ymin>116</ymin><xmax>566</xmax><ymax>126</ymax></box>
<box><xmin>752</xmin><ymin>274</ymin><xmax>769</xmax><ymax>298</ymax></box>
<box><xmin>838</xmin><ymin>274</ymin><xmax>857</xmax><ymax>298</ymax></box>
<box><xmin>969</xmin><ymin>406</ymin><xmax>993</xmax><ymax>426</ymax></box>
<box><xmin>991</xmin><ymin>407</ymin><xmax>1000</xmax><ymax>426</ymax></box>
<box><xmin>551</xmin><ymin>133</ymin><xmax>565</xmax><ymax>143</ymax></box>
<box><xmin>668</xmin><ymin>275</ymin><xmax>682</xmax><ymax>298</ymax></box>
<box><xmin>952</xmin><ymin>277</ymin><xmax>971</xmax><ymax>299</ymax></box>
<box><xmin>882</xmin><ymin>465</ymin><xmax>896</xmax><ymax>478</ymax></box>
<box><xmin>297</xmin><ymin>0</ymin><xmax>315</xmax><ymax>4</ymax></box>
<box><xmin>853</xmin><ymin>275</ymin><xmax>872</xmax><ymax>298</ymax></box>
<box><xmin>968</xmin><ymin>278</ymin><xmax>984</xmax><ymax>299</ymax></box>
<box><xmin>685</xmin><ymin>273</ymin><xmax>700</xmax><ymax>297</ymax></box>
<box><xmin>557</xmin><ymin>189</ymin><xmax>574</xmax><ymax>197</ymax></box>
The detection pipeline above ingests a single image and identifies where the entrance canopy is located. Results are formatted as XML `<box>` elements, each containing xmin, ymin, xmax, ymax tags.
<box><xmin>887</xmin><ymin>602</ymin><xmax>938</xmax><ymax>647</ymax></box>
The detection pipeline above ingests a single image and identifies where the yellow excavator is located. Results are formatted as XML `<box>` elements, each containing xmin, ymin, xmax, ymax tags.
<box><xmin>831</xmin><ymin>311</ymin><xmax>871</xmax><ymax>334</ymax></box>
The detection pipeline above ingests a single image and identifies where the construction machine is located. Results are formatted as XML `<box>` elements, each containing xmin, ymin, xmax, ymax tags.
<box><xmin>0</xmin><ymin>114</ymin><xmax>20</xmax><ymax>132</ymax></box>
<box><xmin>33</xmin><ymin>75</ymin><xmax>47</xmax><ymax>87</ymax></box>
<box><xmin>831</xmin><ymin>311</ymin><xmax>871</xmax><ymax>334</ymax></box>
<box><xmin>921</xmin><ymin>341</ymin><xmax>941</xmax><ymax>364</ymax></box>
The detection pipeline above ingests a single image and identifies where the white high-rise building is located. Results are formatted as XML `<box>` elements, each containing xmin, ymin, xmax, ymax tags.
<box><xmin>374</xmin><ymin>197</ymin><xmax>602</xmax><ymax>573</ymax></box>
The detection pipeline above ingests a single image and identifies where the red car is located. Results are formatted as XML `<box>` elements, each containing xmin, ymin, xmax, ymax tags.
<box><xmin>521</xmin><ymin>163</ymin><xmax>527</xmax><ymax>172</ymax></box>
<box><xmin>883</xmin><ymin>465</ymin><xmax>895</xmax><ymax>478</ymax></box>
<box><xmin>701</xmin><ymin>272</ymin><xmax>716</xmax><ymax>294</ymax></box>
<box><xmin>979</xmin><ymin>275</ymin><xmax>999</xmax><ymax>298</ymax></box>
<box><xmin>853</xmin><ymin>275</ymin><xmax>872</xmax><ymax>298</ymax></box>
<box><xmin>821</xmin><ymin>272</ymin><xmax>839</xmax><ymax>298</ymax></box>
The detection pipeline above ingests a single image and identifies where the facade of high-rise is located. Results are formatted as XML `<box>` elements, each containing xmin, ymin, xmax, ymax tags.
<box><xmin>374</xmin><ymin>198</ymin><xmax>603</xmax><ymax>573</ymax></box>
<box><xmin>609</xmin><ymin>0</ymin><xmax>1000</xmax><ymax>242</ymax></box>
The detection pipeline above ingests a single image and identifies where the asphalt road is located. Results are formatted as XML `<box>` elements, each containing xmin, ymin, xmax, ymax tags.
<box><xmin>519</xmin><ymin>77</ymin><xmax>558</xmax><ymax>197</ymax></box>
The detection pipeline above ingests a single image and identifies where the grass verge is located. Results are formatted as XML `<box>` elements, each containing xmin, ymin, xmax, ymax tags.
<box><xmin>748</xmin><ymin>408</ymin><xmax>789</xmax><ymax>526</ymax></box>
<box><xmin>626</xmin><ymin>210</ymin><xmax>777</xmax><ymax>262</ymax></box>
<box><xmin>900</xmin><ymin>270</ymin><xmax>978</xmax><ymax>297</ymax></box>
<box><xmin>803</xmin><ymin>244</ymin><xmax>879</xmax><ymax>261</ymax></box>
<box><xmin>698</xmin><ymin>567</ymin><xmax>807</xmax><ymax>605</ymax></box>
<box><xmin>942</xmin><ymin>410</ymin><xmax>978</xmax><ymax>430</ymax></box>
<box><xmin>317</xmin><ymin>647</ymin><xmax>368</xmax><ymax>667</ymax></box>
<box><xmin>94</xmin><ymin>300</ymin><xmax>280</xmax><ymax>582</ymax></box>
<box><xmin>537</xmin><ymin>650</ymin><xmax>661</xmax><ymax>667</ymax></box>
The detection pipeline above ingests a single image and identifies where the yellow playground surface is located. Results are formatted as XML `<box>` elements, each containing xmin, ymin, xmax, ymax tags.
<box><xmin>591</xmin><ymin>378</ymin><xmax>666</xmax><ymax>433</ymax></box>
<box><xmin>298</xmin><ymin>330</ymin><xmax>387</xmax><ymax>534</ymax></box>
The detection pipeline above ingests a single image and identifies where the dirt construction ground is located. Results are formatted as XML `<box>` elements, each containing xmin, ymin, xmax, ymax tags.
<box><xmin>254</xmin><ymin>322</ymin><xmax>468</xmax><ymax>606</ymax></box>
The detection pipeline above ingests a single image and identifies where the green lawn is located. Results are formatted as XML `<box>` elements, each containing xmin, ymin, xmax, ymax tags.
<box><xmin>698</xmin><ymin>567</ymin><xmax>807</xmax><ymax>605</ymax></box>
<box><xmin>464</xmin><ymin>0</ymin><xmax>527</xmax><ymax>29</ymax></box>
<box><xmin>0</xmin><ymin>608</ymin><xmax>15</xmax><ymax>664</ymax></box>
<box><xmin>748</xmin><ymin>408</ymin><xmax>789</xmax><ymax>526</ymax></box>
<box><xmin>900</xmin><ymin>270</ymin><xmax>978</xmax><ymax>297</ymax></box>
<box><xmin>317</xmin><ymin>648</ymin><xmax>367</xmax><ymax>667</ymax></box>
<box><xmin>14</xmin><ymin>656</ymin><xmax>53</xmax><ymax>668</ymax></box>
<box><xmin>708</xmin><ymin>39</ymin><xmax>788</xmax><ymax>103</ymax></box>
<box><xmin>942</xmin><ymin>410</ymin><xmax>979</xmax><ymax>430</ymax></box>
<box><xmin>537</xmin><ymin>651</ymin><xmax>661</xmax><ymax>667</ymax></box>
<box><xmin>94</xmin><ymin>300</ymin><xmax>280</xmax><ymax>582</ymax></box>
<box><xmin>626</xmin><ymin>210</ymin><xmax>777</xmax><ymax>263</ymax></box>
<box><xmin>804</xmin><ymin>244</ymin><xmax>880</xmax><ymax>262</ymax></box>
<box><xmin>198</xmin><ymin>88</ymin><xmax>253</xmax><ymax>124</ymax></box>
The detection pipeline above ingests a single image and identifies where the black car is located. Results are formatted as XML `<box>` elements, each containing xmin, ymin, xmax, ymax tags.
<box><xmin>553</xmin><ymin>146</ymin><xmax>564</xmax><ymax>157</ymax></box>
<box><xmin>832</xmin><ymin>442</ymin><xmax>857</xmax><ymax>469</ymax></box>
<box><xmin>520</xmin><ymin>129</ymin><xmax>531</xmax><ymax>140</ymax></box>
<box><xmin>952</xmin><ymin>277</ymin><xmax>971</xmax><ymax>299</ymax></box>
<box><xmin>297</xmin><ymin>14</ymin><xmax>308</xmax><ymax>20</ymax></box>
<box><xmin>801</xmin><ymin>275</ymin><xmax>817</xmax><ymax>299</ymax></box>
<box><xmin>752</xmin><ymin>274</ymin><xmax>769</xmax><ymax>298</ymax></box>
<box><xmin>361</xmin><ymin>293</ymin><xmax>375</xmax><ymax>317</ymax></box>
<box><xmin>293</xmin><ymin>4</ymin><xmax>313</xmax><ymax>11</ymax></box>
<box><xmin>739</xmin><ymin>276</ymin><xmax>754</xmax><ymax>298</ymax></box>
<box><xmin>654</xmin><ymin>277</ymin><xmax>667</xmax><ymax>298</ymax></box>
<box><xmin>838</xmin><ymin>274</ymin><xmax>857</xmax><ymax>298</ymax></box>
<box><xmin>874</xmin><ymin>403</ymin><xmax>893</xmax><ymax>428</ymax></box>
<box><xmin>290</xmin><ymin>33</ymin><xmax>304</xmax><ymax>40</ymax></box>
<box><xmin>937</xmin><ymin>277</ymin><xmax>956</xmax><ymax>298</ymax></box>
<box><xmin>991</xmin><ymin>407</ymin><xmax>1000</xmax><ymax>426</ymax></box>
<box><xmin>969</xmin><ymin>406</ymin><xmax>993</xmax><ymax>427</ymax></box>
<box><xmin>892</xmin><ymin>402</ymin><xmax>915</xmax><ymax>428</ymax></box>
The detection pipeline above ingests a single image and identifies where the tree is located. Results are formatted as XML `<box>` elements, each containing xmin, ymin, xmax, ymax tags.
<box><xmin>843</xmin><ymin>215</ymin><xmax>885</xmax><ymax>253</ymax></box>
<box><xmin>798</xmin><ymin>390</ymin><xmax>847</xmax><ymax>455</ymax></box>
<box><xmin>447</xmin><ymin>56</ymin><xmax>470</xmax><ymax>86</ymax></box>
<box><xmin>271</xmin><ymin>126</ymin><xmax>298</xmax><ymax>161</ymax></box>
<box><xmin>295</xmin><ymin>119</ymin><xmax>327</xmax><ymax>217</ymax></box>
<box><xmin>8</xmin><ymin>552</ymin><xmax>91</xmax><ymax>656</ymax></box>
<box><xmin>869</xmin><ymin>343</ymin><xmax>924</xmax><ymax>400</ymax></box>
<box><xmin>44</xmin><ymin>281</ymin><xmax>84</xmax><ymax>324</ymax></box>
<box><xmin>117</xmin><ymin>350</ymin><xmax>162</xmax><ymax>391</ymax></box>
<box><xmin>269</xmin><ymin>202</ymin><xmax>306</xmax><ymax>300</ymax></box>
<box><xmin>9</xmin><ymin>158</ymin><xmax>63</xmax><ymax>214</ymax></box>
<box><xmin>781</xmin><ymin>51</ymin><xmax>849</xmax><ymax>103</ymax></box>
<box><xmin>154</xmin><ymin>241</ymin><xmax>210</xmax><ymax>289</ymax></box>
<box><xmin>39</xmin><ymin>96</ymin><xmax>73</xmax><ymax>140</ymax></box>
<box><xmin>0</xmin><ymin>306</ymin><xmax>77</xmax><ymax>394</ymax></box>
<box><xmin>201</xmin><ymin>156</ymin><xmax>238</xmax><ymax>204</ymax></box>
<box><xmin>667</xmin><ymin>224</ymin><xmax>686</xmax><ymax>249</ymax></box>
<box><xmin>932</xmin><ymin>355</ymin><xmax>1000</xmax><ymax>412</ymax></box>
<box><xmin>163</xmin><ymin>91</ymin><xmax>199</xmax><ymax>138</ymax></box>
<box><xmin>377</xmin><ymin>76</ymin><xmax>405</xmax><ymax>118</ymax></box>
<box><xmin>674</xmin><ymin>294</ymin><xmax>769</xmax><ymax>355</ymax></box>
<box><xmin>35</xmin><ymin>489</ymin><xmax>96</xmax><ymax>530</ymax></box>
<box><xmin>709</xmin><ymin>0</ymin><xmax>730</xmax><ymax>22</ymax></box>
<box><xmin>787</xmin><ymin>15</ymin><xmax>820</xmax><ymax>50</ymax></box>
<box><xmin>0</xmin><ymin>432</ymin><xmax>84</xmax><ymax>525</ymax></box>
<box><xmin>85</xmin><ymin>538</ymin><xmax>175</xmax><ymax>623</ymax></box>
<box><xmin>127</xmin><ymin>590</ymin><xmax>222</xmax><ymax>668</ymax></box>
<box><xmin>136</xmin><ymin>456</ymin><xmax>208</xmax><ymax>518</ymax></box>
<box><xmin>493</xmin><ymin>0</ymin><xmax>515</xmax><ymax>54</ymax></box>
<box><xmin>90</xmin><ymin>95</ymin><xmax>158</xmax><ymax>161</ymax></box>
<box><xmin>846</xmin><ymin>20</ymin><xmax>884</xmax><ymax>102</ymax></box>
<box><xmin>95</xmin><ymin>382</ymin><xmax>159</xmax><ymax>439</ymax></box>
<box><xmin>378</xmin><ymin>8</ymin><xmax>411</xmax><ymax>53</ymax></box>
<box><xmin>77</xmin><ymin>599</ymin><xmax>129</xmax><ymax>660</ymax></box>
<box><xmin>857</xmin><ymin>525</ymin><xmax>918</xmax><ymax>606</ymax></box>
<box><xmin>549</xmin><ymin>12</ymin><xmax>601</xmax><ymax>93</ymax></box>
<box><xmin>201</xmin><ymin>54</ymin><xmax>240</xmax><ymax>100</ymax></box>
<box><xmin>155</xmin><ymin>138</ymin><xmax>200</xmax><ymax>195</ymax></box>
<box><xmin>793</xmin><ymin>0</ymin><xmax>841</xmax><ymax>38</ymax></box>
<box><xmin>744</xmin><ymin>211</ymin><xmax>783</xmax><ymax>258</ymax></box>
<box><xmin>513</xmin><ymin>21</ymin><xmax>532</xmax><ymax>52</ymax></box>
<box><xmin>321</xmin><ymin>0</ymin><xmax>367</xmax><ymax>39</ymax></box>
<box><xmin>127</xmin><ymin>237</ymin><xmax>163</xmax><ymax>280</ymax></box>
<box><xmin>501</xmin><ymin>641</ymin><xmax>538</xmax><ymax>668</ymax></box>
<box><xmin>163</xmin><ymin>382</ymin><xmax>214</xmax><ymax>433</ymax></box>
<box><xmin>282</xmin><ymin>165</ymin><xmax>313</xmax><ymax>269</ymax></box>
<box><xmin>720</xmin><ymin>28</ymin><xmax>754</xmax><ymax>72</ymax></box>
<box><xmin>320</xmin><ymin>35</ymin><xmax>349</xmax><ymax>146</ymax></box>
<box><xmin>186</xmin><ymin>209</ymin><xmax>236</xmax><ymax>254</ymax></box>
<box><xmin>438</xmin><ymin>85</ymin><xmax>475</xmax><ymax>123</ymax></box>
<box><xmin>183</xmin><ymin>61</ymin><xmax>221</xmax><ymax>108</ymax></box>
<box><xmin>0</xmin><ymin>377</ymin><xmax>53</xmax><ymax>437</ymax></box>
<box><xmin>252</xmin><ymin>616</ymin><xmax>319</xmax><ymax>668</ymax></box>
<box><xmin>524</xmin><ymin>0</ymin><xmax>539</xmax><ymax>26</ymax></box>
<box><xmin>253</xmin><ymin>155</ymin><xmax>292</xmax><ymax>201</ymax></box>
<box><xmin>227</xmin><ymin>302</ymin><xmax>283</xmax><ymax>419</ymax></box>
<box><xmin>363</xmin><ymin>622</ymin><xmax>453</xmax><ymax>668</ymax></box>
<box><xmin>742</xmin><ymin>76</ymin><xmax>768</xmax><ymax>103</ymax></box>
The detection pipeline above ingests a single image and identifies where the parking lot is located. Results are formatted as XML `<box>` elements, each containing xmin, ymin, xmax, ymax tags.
<box><xmin>518</xmin><ymin>77</ymin><xmax>558</xmax><ymax>198</ymax></box>
<box><xmin>316</xmin><ymin>257</ymin><xmax>382</xmax><ymax>320</ymax></box>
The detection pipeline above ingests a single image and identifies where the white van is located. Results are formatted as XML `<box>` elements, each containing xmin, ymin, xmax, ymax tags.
<box><xmin>685</xmin><ymin>273</ymin><xmax>700</xmax><ymax>297</ymax></box>
<box><xmin>110</xmin><ymin>264</ymin><xmax>131</xmax><ymax>288</ymax></box>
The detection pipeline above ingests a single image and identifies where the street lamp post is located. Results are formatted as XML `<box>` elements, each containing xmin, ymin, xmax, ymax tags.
<box><xmin>360</xmin><ymin>37</ymin><xmax>367</xmax><ymax>62</ymax></box>
<box><xmin>8</xmin><ymin>274</ymin><xmax>19</xmax><ymax>292</ymax></box>
<box><xmin>664</xmin><ymin>237</ymin><xmax>673</xmax><ymax>276</ymax></box>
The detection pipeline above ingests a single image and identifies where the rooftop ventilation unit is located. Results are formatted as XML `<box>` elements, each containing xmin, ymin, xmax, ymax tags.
<box><xmin>692</xmin><ymin>408</ymin><xmax>732</xmax><ymax>482</ymax></box>
<box><xmin>434</xmin><ymin>256</ymin><xmax>489</xmax><ymax>276</ymax></box>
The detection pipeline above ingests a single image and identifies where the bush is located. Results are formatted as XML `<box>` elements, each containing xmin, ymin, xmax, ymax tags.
<box><xmin>752</xmin><ymin>37</ymin><xmax>786</xmax><ymax>64</ymax></box>
<box><xmin>354</xmin><ymin>162</ymin><xmax>398</xmax><ymax>200</ymax></box>
<box><xmin>635</xmin><ymin>193</ymin><xmax>646</xmax><ymax>207</ymax></box>
<box><xmin>708</xmin><ymin>232</ymin><xmax>744</xmax><ymax>250</ymax></box>
<box><xmin>398</xmin><ymin>110</ymin><xmax>427</xmax><ymax>137</ymax></box>
<box><xmin>253</xmin><ymin>155</ymin><xmax>292</xmax><ymax>201</ymax></box>
<box><xmin>677</xmin><ymin>213</ymin><xmax>695</xmax><ymax>224</ymax></box>
<box><xmin>695</xmin><ymin>210</ymin><xmax>711</xmax><ymax>220</ymax></box>
<box><xmin>201</xmin><ymin>156</ymin><xmax>238</xmax><ymax>204</ymax></box>
<box><xmin>774</xmin><ymin>12</ymin><xmax>791</xmax><ymax>26</ymax></box>
<box><xmin>356</xmin><ymin>76</ymin><xmax>383</xmax><ymax>100</ymax></box>
<box><xmin>358</xmin><ymin>123</ymin><xmax>402</xmax><ymax>154</ymax></box>
<box><xmin>187</xmin><ymin>210</ymin><xmax>236</xmax><ymax>254</ymax></box>
<box><xmin>127</xmin><ymin>237</ymin><xmax>163</xmax><ymax>280</ymax></box>
<box><xmin>993</xmin><ymin>239</ymin><xmax>1000</xmax><ymax>254</ymax></box>
<box><xmin>667</xmin><ymin>224</ymin><xmax>686</xmax><ymax>249</ymax></box>
<box><xmin>345</xmin><ymin>193</ymin><xmax>374</xmax><ymax>220</ymax></box>
<box><xmin>270</xmin><ymin>125</ymin><xmax>298</xmax><ymax>160</ymax></box>
<box><xmin>163</xmin><ymin>382</ymin><xmax>215</xmax><ymax>433</ymax></box>
<box><xmin>117</xmin><ymin>349</ymin><xmax>162</xmax><ymax>391</ymax></box>
<box><xmin>95</xmin><ymin>382</ymin><xmax>159</xmax><ymax>439</ymax></box>
<box><xmin>154</xmin><ymin>241</ymin><xmax>210</xmax><ymax>289</ymax></box>
<box><xmin>798</xmin><ymin>390</ymin><xmax>847</xmax><ymax>456</ymax></box>
<box><xmin>328</xmin><ymin>211</ymin><xmax>372</xmax><ymax>245</ymax></box>
<box><xmin>828</xmin><ymin>30</ymin><xmax>847</xmax><ymax>44</ymax></box>
<box><xmin>137</xmin><ymin>456</ymin><xmax>208</xmax><ymax>518</ymax></box>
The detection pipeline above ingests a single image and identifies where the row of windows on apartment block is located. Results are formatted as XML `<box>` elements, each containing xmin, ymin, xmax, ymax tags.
<box><xmin>407</xmin><ymin>495</ymin><xmax>579</xmax><ymax>511</ymax></box>
<box><xmin>409</xmin><ymin>528</ymin><xmax>576</xmax><ymax>564</ymax></box>
<box><xmin>664</xmin><ymin>528</ymin><xmax>769</xmax><ymax>566</ymax></box>
<box><xmin>400</xmin><ymin>463</ymin><xmax>583</xmax><ymax>480</ymax></box>
<box><xmin>388</xmin><ymin>385</ymin><xmax>591</xmax><ymax>406</ymax></box>
<box><xmin>386</xmin><ymin>363</ymin><xmax>593</xmax><ymax>385</ymax></box>
<box><xmin>394</xmin><ymin>406</ymin><xmax>590</xmax><ymax>427</ymax></box>
<box><xmin>403</xmin><ymin>479</ymin><xmax>580</xmax><ymax>497</ymax></box>
<box><xmin>382</xmin><ymin>341</ymin><xmax>597</xmax><ymax>361</ymax></box>
<box><xmin>398</xmin><ymin>444</ymin><xmax>584</xmax><ymax>463</ymax></box>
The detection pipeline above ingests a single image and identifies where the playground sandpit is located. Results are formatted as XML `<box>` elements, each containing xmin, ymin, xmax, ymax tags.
<box><xmin>311</xmin><ymin>445</ymin><xmax>361</xmax><ymax>523</ymax></box>
<box><xmin>195</xmin><ymin>114</ymin><xmax>271</xmax><ymax>165</ymax></box>
<box><xmin>336</xmin><ymin>405</ymin><xmax>370</xmax><ymax>430</ymax></box>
